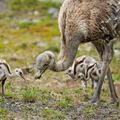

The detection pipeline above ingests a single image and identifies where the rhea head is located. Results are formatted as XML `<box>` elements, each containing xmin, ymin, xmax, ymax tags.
<box><xmin>34</xmin><ymin>51</ymin><xmax>55</xmax><ymax>79</ymax></box>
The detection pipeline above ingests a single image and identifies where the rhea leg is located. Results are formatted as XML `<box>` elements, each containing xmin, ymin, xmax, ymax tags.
<box><xmin>91</xmin><ymin>61</ymin><xmax>108</xmax><ymax>103</ymax></box>
<box><xmin>92</xmin><ymin>41</ymin><xmax>118</xmax><ymax>103</ymax></box>
<box><xmin>107</xmin><ymin>68</ymin><xmax>118</xmax><ymax>103</ymax></box>
<box><xmin>1</xmin><ymin>78</ymin><xmax>6</xmax><ymax>96</ymax></box>
<box><xmin>94</xmin><ymin>80</ymin><xmax>98</xmax><ymax>89</ymax></box>
<box><xmin>91</xmin><ymin>41</ymin><xmax>117</xmax><ymax>103</ymax></box>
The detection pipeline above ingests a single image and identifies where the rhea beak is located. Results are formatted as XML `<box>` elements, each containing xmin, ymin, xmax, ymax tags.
<box><xmin>34</xmin><ymin>67</ymin><xmax>48</xmax><ymax>79</ymax></box>
<box><xmin>34</xmin><ymin>71</ymin><xmax>42</xmax><ymax>79</ymax></box>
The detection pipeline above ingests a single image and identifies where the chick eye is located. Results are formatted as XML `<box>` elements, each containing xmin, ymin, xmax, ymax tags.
<box><xmin>98</xmin><ymin>70</ymin><xmax>101</xmax><ymax>74</ymax></box>
<box><xmin>68</xmin><ymin>69</ymin><xmax>71</xmax><ymax>73</ymax></box>
<box><xmin>78</xmin><ymin>75</ymin><xmax>81</xmax><ymax>78</ymax></box>
<box><xmin>80</xmin><ymin>64</ymin><xmax>83</xmax><ymax>68</ymax></box>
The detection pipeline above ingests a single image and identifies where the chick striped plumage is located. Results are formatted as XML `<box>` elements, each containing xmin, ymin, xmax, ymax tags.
<box><xmin>66</xmin><ymin>56</ymin><xmax>102</xmax><ymax>89</ymax></box>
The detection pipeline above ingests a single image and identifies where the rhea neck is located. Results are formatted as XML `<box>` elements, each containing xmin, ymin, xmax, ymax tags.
<box><xmin>47</xmin><ymin>51</ymin><xmax>77</xmax><ymax>72</ymax></box>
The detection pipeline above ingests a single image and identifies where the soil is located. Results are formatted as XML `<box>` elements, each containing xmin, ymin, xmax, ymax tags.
<box><xmin>0</xmin><ymin>97</ymin><xmax>120</xmax><ymax>120</ymax></box>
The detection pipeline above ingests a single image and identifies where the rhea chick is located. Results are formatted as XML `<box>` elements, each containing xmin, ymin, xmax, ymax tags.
<box><xmin>66</xmin><ymin>56</ymin><xmax>101</xmax><ymax>89</ymax></box>
<box><xmin>0</xmin><ymin>59</ymin><xmax>25</xmax><ymax>96</ymax></box>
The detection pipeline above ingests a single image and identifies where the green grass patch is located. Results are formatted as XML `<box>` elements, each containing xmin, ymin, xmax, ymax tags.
<box><xmin>21</xmin><ymin>87</ymin><xmax>38</xmax><ymax>102</ymax></box>
<box><xmin>27</xmin><ymin>17</ymin><xmax>60</xmax><ymax>38</ymax></box>
<box><xmin>8</xmin><ymin>0</ymin><xmax>61</xmax><ymax>12</ymax></box>
<box><xmin>0</xmin><ymin>108</ymin><xmax>9</xmax><ymax>120</ymax></box>
<box><xmin>42</xmin><ymin>108</ymin><xmax>65</xmax><ymax>120</ymax></box>
<box><xmin>38</xmin><ymin>89</ymin><xmax>53</xmax><ymax>103</ymax></box>
<box><xmin>83</xmin><ymin>105</ymin><xmax>97</xmax><ymax>117</ymax></box>
<box><xmin>8</xmin><ymin>0</ymin><xmax>39</xmax><ymax>11</ymax></box>
<box><xmin>17</xmin><ymin>20</ymin><xmax>36</xmax><ymax>29</ymax></box>
<box><xmin>57</xmin><ymin>96</ymin><xmax>73</xmax><ymax>109</ymax></box>
<box><xmin>0</xmin><ymin>97</ymin><xmax>5</xmax><ymax>104</ymax></box>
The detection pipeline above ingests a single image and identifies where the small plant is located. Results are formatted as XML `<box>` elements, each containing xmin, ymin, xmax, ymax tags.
<box><xmin>38</xmin><ymin>90</ymin><xmax>52</xmax><ymax>103</ymax></box>
<box><xmin>0</xmin><ymin>97</ymin><xmax>5</xmax><ymax>105</ymax></box>
<box><xmin>0</xmin><ymin>108</ymin><xmax>9</xmax><ymax>120</ymax></box>
<box><xmin>42</xmin><ymin>108</ymin><xmax>65</xmax><ymax>120</ymax></box>
<box><xmin>57</xmin><ymin>96</ymin><xmax>73</xmax><ymax>109</ymax></box>
<box><xmin>83</xmin><ymin>105</ymin><xmax>97</xmax><ymax>117</ymax></box>
<box><xmin>21</xmin><ymin>87</ymin><xmax>38</xmax><ymax>102</ymax></box>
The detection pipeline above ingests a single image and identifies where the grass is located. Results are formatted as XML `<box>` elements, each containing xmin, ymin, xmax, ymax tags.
<box><xmin>0</xmin><ymin>97</ymin><xmax>5</xmax><ymax>105</ymax></box>
<box><xmin>21</xmin><ymin>87</ymin><xmax>38</xmax><ymax>102</ymax></box>
<box><xmin>82</xmin><ymin>105</ymin><xmax>97</xmax><ymax>116</ymax></box>
<box><xmin>8</xmin><ymin>0</ymin><xmax>61</xmax><ymax>14</ymax></box>
<box><xmin>0</xmin><ymin>108</ymin><xmax>9</xmax><ymax>120</ymax></box>
<box><xmin>57</xmin><ymin>97</ymin><xmax>73</xmax><ymax>109</ymax></box>
<box><xmin>42</xmin><ymin>108</ymin><xmax>65</xmax><ymax>120</ymax></box>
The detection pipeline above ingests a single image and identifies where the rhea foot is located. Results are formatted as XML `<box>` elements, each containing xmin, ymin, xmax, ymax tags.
<box><xmin>89</xmin><ymin>96</ymin><xmax>100</xmax><ymax>105</ymax></box>
<box><xmin>110</xmin><ymin>97</ymin><xmax>119</xmax><ymax>106</ymax></box>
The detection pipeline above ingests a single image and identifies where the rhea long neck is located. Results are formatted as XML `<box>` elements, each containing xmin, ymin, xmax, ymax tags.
<box><xmin>49</xmin><ymin>45</ymin><xmax>79</xmax><ymax>72</ymax></box>
<box><xmin>49</xmin><ymin>57</ymin><xmax>73</xmax><ymax>71</ymax></box>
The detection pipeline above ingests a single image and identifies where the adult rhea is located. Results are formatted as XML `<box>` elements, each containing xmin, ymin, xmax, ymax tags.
<box><xmin>35</xmin><ymin>0</ymin><xmax>120</xmax><ymax>104</ymax></box>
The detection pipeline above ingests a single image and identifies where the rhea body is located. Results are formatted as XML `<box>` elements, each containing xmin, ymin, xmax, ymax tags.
<box><xmin>66</xmin><ymin>56</ymin><xmax>102</xmax><ymax>89</ymax></box>
<box><xmin>35</xmin><ymin>0</ymin><xmax>120</xmax><ymax>103</ymax></box>
<box><xmin>0</xmin><ymin>60</ymin><xmax>25</xmax><ymax>96</ymax></box>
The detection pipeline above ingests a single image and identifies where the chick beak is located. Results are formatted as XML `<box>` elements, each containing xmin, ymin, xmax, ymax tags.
<box><xmin>19</xmin><ymin>72</ymin><xmax>26</xmax><ymax>80</ymax></box>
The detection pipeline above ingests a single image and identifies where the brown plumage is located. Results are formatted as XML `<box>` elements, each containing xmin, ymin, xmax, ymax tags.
<box><xmin>59</xmin><ymin>0</ymin><xmax>120</xmax><ymax>43</ymax></box>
